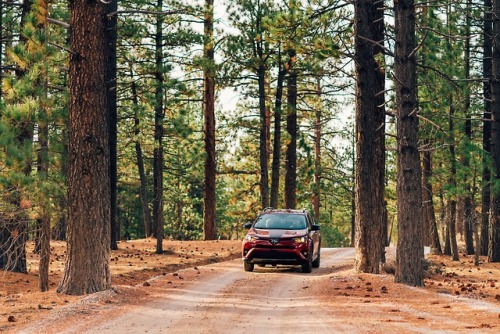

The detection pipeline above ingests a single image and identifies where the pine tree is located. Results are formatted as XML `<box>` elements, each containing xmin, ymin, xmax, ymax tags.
<box><xmin>57</xmin><ymin>0</ymin><xmax>111</xmax><ymax>295</ymax></box>
<box><xmin>394</xmin><ymin>0</ymin><xmax>424</xmax><ymax>286</ymax></box>
<box><xmin>353</xmin><ymin>0</ymin><xmax>386</xmax><ymax>274</ymax></box>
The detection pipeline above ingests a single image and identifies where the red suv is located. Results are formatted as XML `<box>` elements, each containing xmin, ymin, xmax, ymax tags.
<box><xmin>242</xmin><ymin>208</ymin><xmax>321</xmax><ymax>273</ymax></box>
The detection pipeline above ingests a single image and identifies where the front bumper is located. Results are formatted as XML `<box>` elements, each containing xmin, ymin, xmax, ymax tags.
<box><xmin>242</xmin><ymin>240</ymin><xmax>310</xmax><ymax>265</ymax></box>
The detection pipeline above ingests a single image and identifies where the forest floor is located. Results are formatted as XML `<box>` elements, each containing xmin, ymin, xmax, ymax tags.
<box><xmin>0</xmin><ymin>239</ymin><xmax>499</xmax><ymax>333</ymax></box>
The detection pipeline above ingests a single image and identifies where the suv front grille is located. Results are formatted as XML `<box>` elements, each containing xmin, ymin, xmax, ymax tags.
<box><xmin>251</xmin><ymin>250</ymin><xmax>298</xmax><ymax>260</ymax></box>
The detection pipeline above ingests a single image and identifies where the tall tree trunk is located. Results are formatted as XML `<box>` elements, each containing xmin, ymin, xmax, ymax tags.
<box><xmin>313</xmin><ymin>77</ymin><xmax>322</xmax><ymax>221</ymax></box>
<box><xmin>461</xmin><ymin>0</ymin><xmax>474</xmax><ymax>255</ymax></box>
<box><xmin>447</xmin><ymin>101</ymin><xmax>460</xmax><ymax>261</ymax></box>
<box><xmin>482</xmin><ymin>0</ymin><xmax>493</xmax><ymax>256</ymax></box>
<box><xmin>258</xmin><ymin>63</ymin><xmax>269</xmax><ymax>209</ymax></box>
<box><xmin>130</xmin><ymin>68</ymin><xmax>153</xmax><ymax>237</ymax></box>
<box><xmin>284</xmin><ymin>67</ymin><xmax>297</xmax><ymax>209</ymax></box>
<box><xmin>489</xmin><ymin>0</ymin><xmax>500</xmax><ymax>262</ymax></box>
<box><xmin>422</xmin><ymin>146</ymin><xmax>442</xmax><ymax>254</ymax></box>
<box><xmin>153</xmin><ymin>0</ymin><xmax>165</xmax><ymax>253</ymax></box>
<box><xmin>203</xmin><ymin>0</ymin><xmax>217</xmax><ymax>240</ymax></box>
<box><xmin>354</xmin><ymin>0</ymin><xmax>386</xmax><ymax>274</ymax></box>
<box><xmin>57</xmin><ymin>0</ymin><xmax>111</xmax><ymax>295</ymax></box>
<box><xmin>444</xmin><ymin>201</ymin><xmax>451</xmax><ymax>255</ymax></box>
<box><xmin>37</xmin><ymin>6</ymin><xmax>50</xmax><ymax>289</ymax></box>
<box><xmin>106</xmin><ymin>0</ymin><xmax>118</xmax><ymax>250</ymax></box>
<box><xmin>270</xmin><ymin>51</ymin><xmax>291</xmax><ymax>208</ymax></box>
<box><xmin>394</xmin><ymin>0</ymin><xmax>424</xmax><ymax>286</ymax></box>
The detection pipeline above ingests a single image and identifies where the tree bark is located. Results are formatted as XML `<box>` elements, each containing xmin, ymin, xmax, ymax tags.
<box><xmin>284</xmin><ymin>67</ymin><xmax>297</xmax><ymax>209</ymax></box>
<box><xmin>258</xmin><ymin>63</ymin><xmax>269</xmax><ymax>209</ymax></box>
<box><xmin>394</xmin><ymin>0</ymin><xmax>424</xmax><ymax>286</ymax></box>
<box><xmin>57</xmin><ymin>0</ymin><xmax>111</xmax><ymax>295</ymax></box>
<box><xmin>354</xmin><ymin>0</ymin><xmax>386</xmax><ymax>274</ymax></box>
<box><xmin>37</xmin><ymin>34</ymin><xmax>50</xmax><ymax>291</ymax></box>
<box><xmin>489</xmin><ymin>0</ymin><xmax>500</xmax><ymax>262</ymax></box>
<box><xmin>461</xmin><ymin>0</ymin><xmax>474</xmax><ymax>255</ymax></box>
<box><xmin>203</xmin><ymin>0</ymin><xmax>217</xmax><ymax>240</ymax></box>
<box><xmin>313</xmin><ymin>77</ymin><xmax>322</xmax><ymax>221</ymax></box>
<box><xmin>153</xmin><ymin>0</ymin><xmax>165</xmax><ymax>253</ymax></box>
<box><xmin>483</xmin><ymin>0</ymin><xmax>493</xmax><ymax>256</ymax></box>
<box><xmin>270</xmin><ymin>52</ymin><xmax>291</xmax><ymax>208</ymax></box>
<box><xmin>106</xmin><ymin>0</ymin><xmax>119</xmax><ymax>250</ymax></box>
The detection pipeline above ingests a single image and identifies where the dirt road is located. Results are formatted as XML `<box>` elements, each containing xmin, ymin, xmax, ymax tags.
<box><xmin>18</xmin><ymin>248</ymin><xmax>500</xmax><ymax>334</ymax></box>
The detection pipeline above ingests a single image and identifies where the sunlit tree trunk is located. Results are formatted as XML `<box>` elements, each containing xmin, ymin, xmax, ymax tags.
<box><xmin>57</xmin><ymin>0</ymin><xmax>111</xmax><ymax>295</ymax></box>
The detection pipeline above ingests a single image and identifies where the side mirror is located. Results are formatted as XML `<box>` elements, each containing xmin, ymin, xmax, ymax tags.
<box><xmin>311</xmin><ymin>224</ymin><xmax>320</xmax><ymax>231</ymax></box>
<box><xmin>243</xmin><ymin>222</ymin><xmax>252</xmax><ymax>229</ymax></box>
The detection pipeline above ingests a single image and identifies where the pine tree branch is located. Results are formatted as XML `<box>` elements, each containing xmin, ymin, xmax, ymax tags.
<box><xmin>47</xmin><ymin>18</ymin><xmax>70</xmax><ymax>29</ymax></box>
<box><xmin>417</xmin><ymin>63</ymin><xmax>461</xmax><ymax>88</ymax></box>
<box><xmin>48</xmin><ymin>42</ymin><xmax>76</xmax><ymax>56</ymax></box>
<box><xmin>357</xmin><ymin>35</ymin><xmax>394</xmax><ymax>57</ymax></box>
<box><xmin>408</xmin><ymin>30</ymin><xmax>428</xmax><ymax>60</ymax></box>
<box><xmin>107</xmin><ymin>9</ymin><xmax>186</xmax><ymax>18</ymax></box>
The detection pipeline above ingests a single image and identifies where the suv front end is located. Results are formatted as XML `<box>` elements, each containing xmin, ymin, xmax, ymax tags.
<box><xmin>242</xmin><ymin>208</ymin><xmax>320</xmax><ymax>273</ymax></box>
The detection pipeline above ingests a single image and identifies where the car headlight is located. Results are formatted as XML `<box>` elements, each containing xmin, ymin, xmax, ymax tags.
<box><xmin>294</xmin><ymin>236</ymin><xmax>306</xmax><ymax>243</ymax></box>
<box><xmin>245</xmin><ymin>235</ymin><xmax>259</xmax><ymax>242</ymax></box>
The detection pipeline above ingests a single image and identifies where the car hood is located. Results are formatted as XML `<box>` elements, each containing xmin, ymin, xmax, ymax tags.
<box><xmin>249</xmin><ymin>228</ymin><xmax>308</xmax><ymax>239</ymax></box>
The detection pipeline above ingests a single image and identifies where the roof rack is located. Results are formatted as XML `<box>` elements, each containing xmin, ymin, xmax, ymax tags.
<box><xmin>262</xmin><ymin>207</ymin><xmax>274</xmax><ymax>212</ymax></box>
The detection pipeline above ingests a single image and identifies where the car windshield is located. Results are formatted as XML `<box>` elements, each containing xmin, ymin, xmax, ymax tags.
<box><xmin>253</xmin><ymin>213</ymin><xmax>307</xmax><ymax>230</ymax></box>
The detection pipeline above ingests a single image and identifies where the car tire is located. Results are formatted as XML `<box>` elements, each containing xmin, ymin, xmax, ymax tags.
<box><xmin>312</xmin><ymin>249</ymin><xmax>320</xmax><ymax>268</ymax></box>
<box><xmin>244</xmin><ymin>262</ymin><xmax>254</xmax><ymax>272</ymax></box>
<box><xmin>302</xmin><ymin>253</ymin><xmax>313</xmax><ymax>273</ymax></box>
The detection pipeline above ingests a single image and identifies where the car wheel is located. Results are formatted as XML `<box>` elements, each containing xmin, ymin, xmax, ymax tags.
<box><xmin>244</xmin><ymin>262</ymin><xmax>254</xmax><ymax>272</ymax></box>
<box><xmin>302</xmin><ymin>254</ymin><xmax>313</xmax><ymax>273</ymax></box>
<box><xmin>312</xmin><ymin>249</ymin><xmax>320</xmax><ymax>268</ymax></box>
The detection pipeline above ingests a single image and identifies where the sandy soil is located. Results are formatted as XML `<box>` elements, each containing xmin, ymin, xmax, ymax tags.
<box><xmin>1</xmin><ymin>240</ymin><xmax>500</xmax><ymax>333</ymax></box>
<box><xmin>0</xmin><ymin>239</ymin><xmax>241</xmax><ymax>333</ymax></box>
